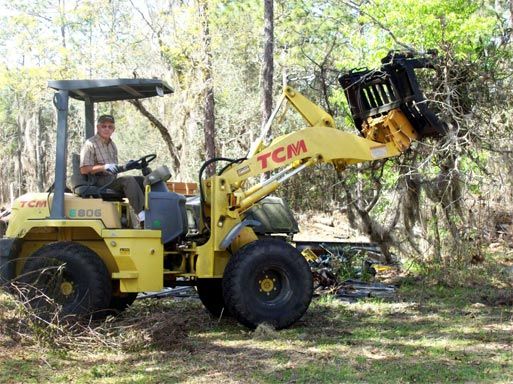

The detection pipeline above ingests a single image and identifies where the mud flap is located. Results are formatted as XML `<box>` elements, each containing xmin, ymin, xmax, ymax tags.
<box><xmin>219</xmin><ymin>220</ymin><xmax>260</xmax><ymax>251</ymax></box>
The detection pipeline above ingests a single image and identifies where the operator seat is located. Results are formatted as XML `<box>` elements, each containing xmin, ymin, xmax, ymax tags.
<box><xmin>70</xmin><ymin>154</ymin><xmax>124</xmax><ymax>201</ymax></box>
<box><xmin>142</xmin><ymin>165</ymin><xmax>188</xmax><ymax>243</ymax></box>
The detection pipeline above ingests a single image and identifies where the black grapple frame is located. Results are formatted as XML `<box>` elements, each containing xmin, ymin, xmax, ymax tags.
<box><xmin>339</xmin><ymin>51</ymin><xmax>446</xmax><ymax>139</ymax></box>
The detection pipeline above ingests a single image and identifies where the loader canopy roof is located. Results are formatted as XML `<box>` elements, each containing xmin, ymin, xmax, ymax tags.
<box><xmin>48</xmin><ymin>79</ymin><xmax>174</xmax><ymax>102</ymax></box>
<box><xmin>48</xmin><ymin>78</ymin><xmax>174</xmax><ymax>220</ymax></box>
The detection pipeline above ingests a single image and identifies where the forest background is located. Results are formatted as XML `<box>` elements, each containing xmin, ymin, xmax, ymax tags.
<box><xmin>1</xmin><ymin>0</ymin><xmax>513</xmax><ymax>267</ymax></box>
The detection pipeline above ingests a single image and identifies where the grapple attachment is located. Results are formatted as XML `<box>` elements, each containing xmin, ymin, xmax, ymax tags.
<box><xmin>339</xmin><ymin>51</ymin><xmax>446</xmax><ymax>142</ymax></box>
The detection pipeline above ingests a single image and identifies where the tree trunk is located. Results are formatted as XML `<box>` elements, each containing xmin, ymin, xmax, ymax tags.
<box><xmin>261</xmin><ymin>0</ymin><xmax>274</xmax><ymax>127</ymax></box>
<box><xmin>15</xmin><ymin>108</ymin><xmax>24</xmax><ymax>198</ymax></box>
<box><xmin>430</xmin><ymin>205</ymin><xmax>442</xmax><ymax>263</ymax></box>
<box><xmin>59</xmin><ymin>0</ymin><xmax>67</xmax><ymax>49</ymax></box>
<box><xmin>198</xmin><ymin>0</ymin><xmax>216</xmax><ymax>176</ymax></box>
<box><xmin>342</xmin><ymin>175</ymin><xmax>397</xmax><ymax>264</ymax></box>
<box><xmin>36</xmin><ymin>108</ymin><xmax>46</xmax><ymax>191</ymax></box>
<box><xmin>510</xmin><ymin>0</ymin><xmax>513</xmax><ymax>40</ymax></box>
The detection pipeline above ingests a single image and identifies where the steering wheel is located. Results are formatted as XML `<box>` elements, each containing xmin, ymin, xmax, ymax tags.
<box><xmin>136</xmin><ymin>153</ymin><xmax>157</xmax><ymax>169</ymax></box>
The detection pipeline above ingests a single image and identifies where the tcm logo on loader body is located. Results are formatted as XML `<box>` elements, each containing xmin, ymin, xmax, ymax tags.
<box><xmin>257</xmin><ymin>139</ymin><xmax>308</xmax><ymax>170</ymax></box>
<box><xmin>19</xmin><ymin>200</ymin><xmax>47</xmax><ymax>208</ymax></box>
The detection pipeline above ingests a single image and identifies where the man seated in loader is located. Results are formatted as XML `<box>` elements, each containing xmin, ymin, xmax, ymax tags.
<box><xmin>79</xmin><ymin>114</ymin><xmax>145</xmax><ymax>224</ymax></box>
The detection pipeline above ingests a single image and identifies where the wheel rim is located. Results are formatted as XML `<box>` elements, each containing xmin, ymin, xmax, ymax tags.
<box><xmin>32</xmin><ymin>261</ymin><xmax>79</xmax><ymax>306</ymax></box>
<box><xmin>254</xmin><ymin>267</ymin><xmax>291</xmax><ymax>304</ymax></box>
<box><xmin>59</xmin><ymin>281</ymin><xmax>74</xmax><ymax>297</ymax></box>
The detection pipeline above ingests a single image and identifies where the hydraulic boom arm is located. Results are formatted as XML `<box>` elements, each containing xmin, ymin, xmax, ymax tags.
<box><xmin>196</xmin><ymin>53</ymin><xmax>445</xmax><ymax>277</ymax></box>
<box><xmin>217</xmin><ymin>86</ymin><xmax>416</xmax><ymax>214</ymax></box>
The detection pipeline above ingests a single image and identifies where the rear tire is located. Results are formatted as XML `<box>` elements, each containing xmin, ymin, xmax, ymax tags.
<box><xmin>222</xmin><ymin>238</ymin><xmax>313</xmax><ymax>329</ymax></box>
<box><xmin>108</xmin><ymin>292</ymin><xmax>138</xmax><ymax>314</ymax></box>
<box><xmin>196</xmin><ymin>278</ymin><xmax>229</xmax><ymax>318</ymax></box>
<box><xmin>18</xmin><ymin>241</ymin><xmax>111</xmax><ymax>318</ymax></box>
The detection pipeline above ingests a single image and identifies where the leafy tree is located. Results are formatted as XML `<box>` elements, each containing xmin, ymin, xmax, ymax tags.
<box><xmin>0</xmin><ymin>0</ymin><xmax>512</xmax><ymax>269</ymax></box>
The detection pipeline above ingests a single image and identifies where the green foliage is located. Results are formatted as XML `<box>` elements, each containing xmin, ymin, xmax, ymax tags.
<box><xmin>360</xmin><ymin>0</ymin><xmax>498</xmax><ymax>58</ymax></box>
<box><xmin>0</xmin><ymin>0</ymin><xmax>512</xmax><ymax>266</ymax></box>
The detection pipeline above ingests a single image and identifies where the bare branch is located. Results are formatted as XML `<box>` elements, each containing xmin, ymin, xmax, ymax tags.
<box><xmin>129</xmin><ymin>99</ymin><xmax>181</xmax><ymax>173</ymax></box>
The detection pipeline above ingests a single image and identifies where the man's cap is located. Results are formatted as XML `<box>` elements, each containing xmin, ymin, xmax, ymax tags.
<box><xmin>97</xmin><ymin>114</ymin><xmax>115</xmax><ymax>124</ymax></box>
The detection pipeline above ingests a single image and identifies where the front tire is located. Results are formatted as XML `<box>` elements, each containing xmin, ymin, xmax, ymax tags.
<box><xmin>18</xmin><ymin>241</ymin><xmax>112</xmax><ymax>318</ymax></box>
<box><xmin>196</xmin><ymin>278</ymin><xmax>229</xmax><ymax>318</ymax></box>
<box><xmin>222</xmin><ymin>238</ymin><xmax>313</xmax><ymax>329</ymax></box>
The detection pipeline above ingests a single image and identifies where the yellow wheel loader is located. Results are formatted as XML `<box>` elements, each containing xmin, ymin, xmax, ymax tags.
<box><xmin>0</xmin><ymin>52</ymin><xmax>445</xmax><ymax>329</ymax></box>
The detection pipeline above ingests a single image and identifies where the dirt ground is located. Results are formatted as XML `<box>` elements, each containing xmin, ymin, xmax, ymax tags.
<box><xmin>294</xmin><ymin>210</ymin><xmax>368</xmax><ymax>242</ymax></box>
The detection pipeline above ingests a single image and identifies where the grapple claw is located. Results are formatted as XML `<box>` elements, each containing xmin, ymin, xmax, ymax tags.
<box><xmin>339</xmin><ymin>51</ymin><xmax>447</xmax><ymax>143</ymax></box>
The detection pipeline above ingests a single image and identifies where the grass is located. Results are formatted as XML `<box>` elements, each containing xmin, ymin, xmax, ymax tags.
<box><xmin>1</xmin><ymin>263</ymin><xmax>512</xmax><ymax>383</ymax></box>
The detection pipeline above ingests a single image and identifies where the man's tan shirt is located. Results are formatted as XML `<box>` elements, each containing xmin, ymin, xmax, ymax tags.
<box><xmin>80</xmin><ymin>134</ymin><xmax>118</xmax><ymax>170</ymax></box>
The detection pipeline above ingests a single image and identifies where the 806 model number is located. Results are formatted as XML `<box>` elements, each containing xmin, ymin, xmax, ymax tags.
<box><xmin>69</xmin><ymin>208</ymin><xmax>102</xmax><ymax>218</ymax></box>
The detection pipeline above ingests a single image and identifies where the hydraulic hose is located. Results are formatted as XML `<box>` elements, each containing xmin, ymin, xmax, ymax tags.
<box><xmin>198</xmin><ymin>157</ymin><xmax>246</xmax><ymax>231</ymax></box>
